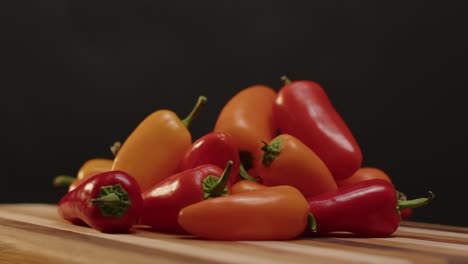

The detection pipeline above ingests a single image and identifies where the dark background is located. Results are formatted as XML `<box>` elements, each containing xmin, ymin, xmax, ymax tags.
<box><xmin>2</xmin><ymin>1</ymin><xmax>468</xmax><ymax>226</ymax></box>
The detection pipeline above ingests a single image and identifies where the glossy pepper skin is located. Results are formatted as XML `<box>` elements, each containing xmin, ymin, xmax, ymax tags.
<box><xmin>141</xmin><ymin>162</ymin><xmax>232</xmax><ymax>234</ymax></box>
<box><xmin>337</xmin><ymin>167</ymin><xmax>413</xmax><ymax>219</ymax></box>
<box><xmin>256</xmin><ymin>134</ymin><xmax>337</xmax><ymax>197</ymax></box>
<box><xmin>303</xmin><ymin>179</ymin><xmax>433</xmax><ymax>237</ymax></box>
<box><xmin>112</xmin><ymin>96</ymin><xmax>206</xmax><ymax>192</ymax></box>
<box><xmin>178</xmin><ymin>185</ymin><xmax>310</xmax><ymax>241</ymax></box>
<box><xmin>214</xmin><ymin>85</ymin><xmax>276</xmax><ymax>172</ymax></box>
<box><xmin>179</xmin><ymin>132</ymin><xmax>241</xmax><ymax>185</ymax></box>
<box><xmin>274</xmin><ymin>77</ymin><xmax>362</xmax><ymax>180</ymax></box>
<box><xmin>58</xmin><ymin>171</ymin><xmax>143</xmax><ymax>233</ymax></box>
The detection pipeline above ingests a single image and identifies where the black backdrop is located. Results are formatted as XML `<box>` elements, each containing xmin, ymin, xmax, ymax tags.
<box><xmin>3</xmin><ymin>1</ymin><xmax>468</xmax><ymax>226</ymax></box>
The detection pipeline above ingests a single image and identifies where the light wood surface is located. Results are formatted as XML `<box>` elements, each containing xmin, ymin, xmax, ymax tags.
<box><xmin>0</xmin><ymin>204</ymin><xmax>467</xmax><ymax>264</ymax></box>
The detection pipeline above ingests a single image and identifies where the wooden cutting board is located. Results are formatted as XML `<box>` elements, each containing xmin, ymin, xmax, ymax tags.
<box><xmin>1</xmin><ymin>204</ymin><xmax>467</xmax><ymax>264</ymax></box>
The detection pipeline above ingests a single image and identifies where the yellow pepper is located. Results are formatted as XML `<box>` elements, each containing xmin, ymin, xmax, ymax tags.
<box><xmin>54</xmin><ymin>158</ymin><xmax>114</xmax><ymax>191</ymax></box>
<box><xmin>112</xmin><ymin>96</ymin><xmax>207</xmax><ymax>192</ymax></box>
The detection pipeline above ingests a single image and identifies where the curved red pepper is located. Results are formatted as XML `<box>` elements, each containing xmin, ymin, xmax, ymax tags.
<box><xmin>58</xmin><ymin>171</ymin><xmax>143</xmax><ymax>233</ymax></box>
<box><xmin>179</xmin><ymin>132</ymin><xmax>241</xmax><ymax>185</ymax></box>
<box><xmin>141</xmin><ymin>161</ymin><xmax>232</xmax><ymax>234</ymax></box>
<box><xmin>274</xmin><ymin>77</ymin><xmax>362</xmax><ymax>180</ymax></box>
<box><xmin>304</xmin><ymin>179</ymin><xmax>433</xmax><ymax>237</ymax></box>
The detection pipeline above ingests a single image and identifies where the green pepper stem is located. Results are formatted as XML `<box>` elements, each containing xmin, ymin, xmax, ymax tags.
<box><xmin>181</xmin><ymin>96</ymin><xmax>207</xmax><ymax>128</ymax></box>
<box><xmin>208</xmin><ymin>160</ymin><xmax>233</xmax><ymax>197</ymax></box>
<box><xmin>308</xmin><ymin>212</ymin><xmax>317</xmax><ymax>233</ymax></box>
<box><xmin>398</xmin><ymin>191</ymin><xmax>434</xmax><ymax>210</ymax></box>
<box><xmin>53</xmin><ymin>175</ymin><xmax>76</xmax><ymax>187</ymax></box>
<box><xmin>90</xmin><ymin>193</ymin><xmax>130</xmax><ymax>206</ymax></box>
<box><xmin>239</xmin><ymin>163</ymin><xmax>260</xmax><ymax>182</ymax></box>
<box><xmin>260</xmin><ymin>139</ymin><xmax>283</xmax><ymax>167</ymax></box>
<box><xmin>396</xmin><ymin>190</ymin><xmax>408</xmax><ymax>201</ymax></box>
<box><xmin>110</xmin><ymin>141</ymin><xmax>122</xmax><ymax>157</ymax></box>
<box><xmin>90</xmin><ymin>184</ymin><xmax>132</xmax><ymax>217</ymax></box>
<box><xmin>280</xmin><ymin>75</ymin><xmax>292</xmax><ymax>85</ymax></box>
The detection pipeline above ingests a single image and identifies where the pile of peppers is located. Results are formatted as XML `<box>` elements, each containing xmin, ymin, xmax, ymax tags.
<box><xmin>54</xmin><ymin>77</ymin><xmax>433</xmax><ymax>240</ymax></box>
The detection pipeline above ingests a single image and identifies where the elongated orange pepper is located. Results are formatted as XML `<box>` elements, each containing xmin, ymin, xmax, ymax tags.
<box><xmin>214</xmin><ymin>85</ymin><xmax>276</xmax><ymax>172</ymax></box>
<box><xmin>112</xmin><ymin>96</ymin><xmax>207</xmax><ymax>192</ymax></box>
<box><xmin>178</xmin><ymin>185</ymin><xmax>311</xmax><ymax>240</ymax></box>
<box><xmin>255</xmin><ymin>134</ymin><xmax>338</xmax><ymax>197</ymax></box>
<box><xmin>54</xmin><ymin>158</ymin><xmax>114</xmax><ymax>192</ymax></box>
<box><xmin>231</xmin><ymin>180</ymin><xmax>266</xmax><ymax>194</ymax></box>
<box><xmin>337</xmin><ymin>167</ymin><xmax>392</xmax><ymax>187</ymax></box>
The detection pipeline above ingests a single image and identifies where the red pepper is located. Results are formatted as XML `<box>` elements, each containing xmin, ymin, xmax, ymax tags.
<box><xmin>274</xmin><ymin>76</ymin><xmax>362</xmax><ymax>180</ymax></box>
<box><xmin>179</xmin><ymin>132</ymin><xmax>241</xmax><ymax>185</ymax></box>
<box><xmin>58</xmin><ymin>171</ymin><xmax>143</xmax><ymax>233</ymax></box>
<box><xmin>304</xmin><ymin>179</ymin><xmax>433</xmax><ymax>237</ymax></box>
<box><xmin>400</xmin><ymin>208</ymin><xmax>412</xmax><ymax>219</ymax></box>
<box><xmin>140</xmin><ymin>161</ymin><xmax>232</xmax><ymax>234</ymax></box>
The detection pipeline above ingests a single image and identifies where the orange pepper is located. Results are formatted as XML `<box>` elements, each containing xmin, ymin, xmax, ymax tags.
<box><xmin>54</xmin><ymin>158</ymin><xmax>114</xmax><ymax>192</ymax></box>
<box><xmin>214</xmin><ymin>85</ymin><xmax>276</xmax><ymax>172</ymax></box>
<box><xmin>178</xmin><ymin>185</ymin><xmax>310</xmax><ymax>240</ymax></box>
<box><xmin>337</xmin><ymin>167</ymin><xmax>392</xmax><ymax>187</ymax></box>
<box><xmin>231</xmin><ymin>180</ymin><xmax>266</xmax><ymax>194</ymax></box>
<box><xmin>112</xmin><ymin>96</ymin><xmax>207</xmax><ymax>192</ymax></box>
<box><xmin>255</xmin><ymin>134</ymin><xmax>338</xmax><ymax>197</ymax></box>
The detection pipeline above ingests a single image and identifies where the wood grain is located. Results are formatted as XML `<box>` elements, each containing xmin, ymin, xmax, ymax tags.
<box><xmin>0</xmin><ymin>204</ymin><xmax>467</xmax><ymax>264</ymax></box>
